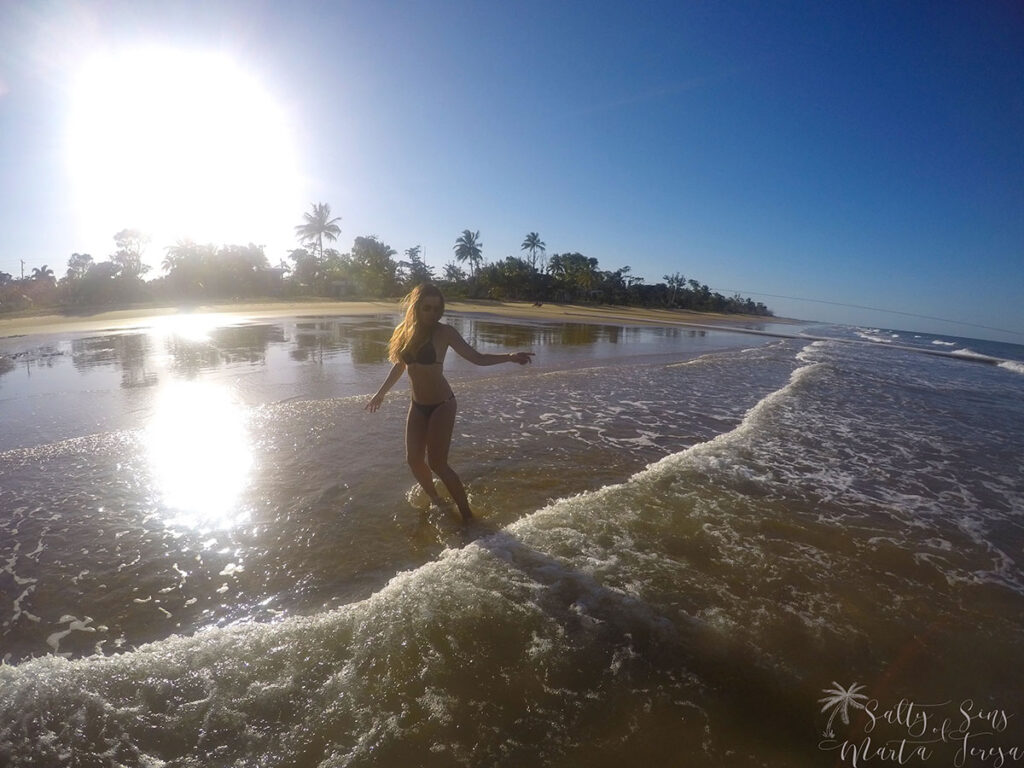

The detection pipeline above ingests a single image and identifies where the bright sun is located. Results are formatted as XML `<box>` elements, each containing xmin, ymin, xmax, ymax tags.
<box><xmin>65</xmin><ymin>45</ymin><xmax>305</xmax><ymax>263</ymax></box>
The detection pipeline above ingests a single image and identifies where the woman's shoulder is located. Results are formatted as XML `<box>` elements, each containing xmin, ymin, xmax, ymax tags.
<box><xmin>431</xmin><ymin>323</ymin><xmax>461</xmax><ymax>348</ymax></box>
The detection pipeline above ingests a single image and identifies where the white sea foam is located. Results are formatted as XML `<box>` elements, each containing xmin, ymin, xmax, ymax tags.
<box><xmin>796</xmin><ymin>339</ymin><xmax>830</xmax><ymax>363</ymax></box>
<box><xmin>951</xmin><ymin>347</ymin><xmax>999</xmax><ymax>362</ymax></box>
<box><xmin>46</xmin><ymin>616</ymin><xmax>97</xmax><ymax>656</ymax></box>
<box><xmin>998</xmin><ymin>360</ymin><xmax>1024</xmax><ymax>375</ymax></box>
<box><xmin>856</xmin><ymin>332</ymin><xmax>893</xmax><ymax>344</ymax></box>
<box><xmin>0</xmin><ymin>500</ymin><xmax>712</xmax><ymax>765</ymax></box>
<box><xmin>931</xmin><ymin>340</ymin><xmax>956</xmax><ymax>346</ymax></box>
<box><xmin>635</xmin><ymin>353</ymin><xmax>825</xmax><ymax>480</ymax></box>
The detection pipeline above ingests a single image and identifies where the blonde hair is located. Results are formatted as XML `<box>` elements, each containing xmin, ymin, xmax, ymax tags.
<box><xmin>388</xmin><ymin>284</ymin><xmax>445</xmax><ymax>363</ymax></box>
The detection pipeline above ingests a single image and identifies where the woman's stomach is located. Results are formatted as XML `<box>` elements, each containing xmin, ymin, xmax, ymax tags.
<box><xmin>407</xmin><ymin>366</ymin><xmax>453</xmax><ymax>404</ymax></box>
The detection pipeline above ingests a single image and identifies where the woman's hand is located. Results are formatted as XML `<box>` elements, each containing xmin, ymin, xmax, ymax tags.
<box><xmin>367</xmin><ymin>362</ymin><xmax>406</xmax><ymax>411</ymax></box>
<box><xmin>508</xmin><ymin>352</ymin><xmax>535</xmax><ymax>365</ymax></box>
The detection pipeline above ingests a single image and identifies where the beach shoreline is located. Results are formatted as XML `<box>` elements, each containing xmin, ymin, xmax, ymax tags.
<box><xmin>0</xmin><ymin>298</ymin><xmax>803</xmax><ymax>339</ymax></box>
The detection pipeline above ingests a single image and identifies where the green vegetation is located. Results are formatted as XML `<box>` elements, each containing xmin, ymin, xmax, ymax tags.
<box><xmin>0</xmin><ymin>202</ymin><xmax>772</xmax><ymax>317</ymax></box>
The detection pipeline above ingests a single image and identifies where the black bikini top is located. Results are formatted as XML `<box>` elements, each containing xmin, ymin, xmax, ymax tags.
<box><xmin>401</xmin><ymin>337</ymin><xmax>439</xmax><ymax>365</ymax></box>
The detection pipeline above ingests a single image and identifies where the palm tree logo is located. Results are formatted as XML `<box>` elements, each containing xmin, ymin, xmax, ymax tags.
<box><xmin>819</xmin><ymin>682</ymin><xmax>869</xmax><ymax>738</ymax></box>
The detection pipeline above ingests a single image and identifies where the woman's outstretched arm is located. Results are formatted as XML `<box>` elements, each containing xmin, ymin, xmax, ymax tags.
<box><xmin>366</xmin><ymin>361</ymin><xmax>406</xmax><ymax>411</ymax></box>
<box><xmin>444</xmin><ymin>326</ymin><xmax>534</xmax><ymax>366</ymax></box>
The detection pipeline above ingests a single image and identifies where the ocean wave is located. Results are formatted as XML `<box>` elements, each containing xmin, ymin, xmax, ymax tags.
<box><xmin>636</xmin><ymin>354</ymin><xmax>825</xmax><ymax>480</ymax></box>
<box><xmin>951</xmin><ymin>348</ymin><xmax>1001</xmax><ymax>363</ymax></box>
<box><xmin>998</xmin><ymin>360</ymin><xmax>1024</xmax><ymax>375</ymax></box>
<box><xmin>931</xmin><ymin>340</ymin><xmax>956</xmax><ymax>346</ymax></box>
<box><xmin>855</xmin><ymin>332</ymin><xmax>893</xmax><ymax>344</ymax></box>
<box><xmin>0</xmin><ymin>497</ymin><xmax>720</xmax><ymax>766</ymax></box>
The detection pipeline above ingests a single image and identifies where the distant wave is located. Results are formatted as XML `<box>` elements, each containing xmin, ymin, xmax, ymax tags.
<box><xmin>931</xmin><ymin>340</ymin><xmax>956</xmax><ymax>347</ymax></box>
<box><xmin>951</xmin><ymin>348</ymin><xmax>1000</xmax><ymax>363</ymax></box>
<box><xmin>855</xmin><ymin>331</ymin><xmax>893</xmax><ymax>344</ymax></box>
<box><xmin>999</xmin><ymin>360</ymin><xmax>1024</xmax><ymax>375</ymax></box>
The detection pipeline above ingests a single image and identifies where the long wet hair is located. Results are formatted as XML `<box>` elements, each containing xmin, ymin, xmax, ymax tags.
<box><xmin>387</xmin><ymin>283</ymin><xmax>446</xmax><ymax>364</ymax></box>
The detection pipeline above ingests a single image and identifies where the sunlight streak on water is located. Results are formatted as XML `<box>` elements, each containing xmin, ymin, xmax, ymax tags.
<box><xmin>146</xmin><ymin>313</ymin><xmax>230</xmax><ymax>342</ymax></box>
<box><xmin>144</xmin><ymin>381</ymin><xmax>252</xmax><ymax>530</ymax></box>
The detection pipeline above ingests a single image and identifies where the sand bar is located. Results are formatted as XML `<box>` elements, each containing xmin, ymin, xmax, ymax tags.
<box><xmin>0</xmin><ymin>299</ymin><xmax>802</xmax><ymax>340</ymax></box>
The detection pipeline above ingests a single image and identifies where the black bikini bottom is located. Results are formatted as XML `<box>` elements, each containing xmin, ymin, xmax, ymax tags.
<box><xmin>411</xmin><ymin>394</ymin><xmax>455</xmax><ymax>419</ymax></box>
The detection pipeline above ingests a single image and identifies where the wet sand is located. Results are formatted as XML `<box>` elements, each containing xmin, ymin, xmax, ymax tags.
<box><xmin>0</xmin><ymin>299</ymin><xmax>800</xmax><ymax>339</ymax></box>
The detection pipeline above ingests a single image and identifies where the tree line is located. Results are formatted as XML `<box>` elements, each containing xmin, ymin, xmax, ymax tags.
<box><xmin>0</xmin><ymin>203</ymin><xmax>772</xmax><ymax>317</ymax></box>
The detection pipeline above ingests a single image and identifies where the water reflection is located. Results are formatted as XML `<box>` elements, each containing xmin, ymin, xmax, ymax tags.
<box><xmin>144</xmin><ymin>381</ymin><xmax>252</xmax><ymax>531</ymax></box>
<box><xmin>456</xmin><ymin>319</ymin><xmax>708</xmax><ymax>350</ymax></box>
<box><xmin>0</xmin><ymin>343</ymin><xmax>65</xmax><ymax>381</ymax></box>
<box><xmin>288</xmin><ymin>317</ymin><xmax>393</xmax><ymax>364</ymax></box>
<box><xmin>70</xmin><ymin>334</ymin><xmax>158</xmax><ymax>388</ymax></box>
<box><xmin>7</xmin><ymin>316</ymin><xmax>705</xmax><ymax>387</ymax></box>
<box><xmin>160</xmin><ymin>323</ymin><xmax>288</xmax><ymax>377</ymax></box>
<box><xmin>1</xmin><ymin>313</ymin><xmax>737</xmax><ymax>453</ymax></box>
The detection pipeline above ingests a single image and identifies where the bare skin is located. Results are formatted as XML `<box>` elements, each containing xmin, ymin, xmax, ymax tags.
<box><xmin>366</xmin><ymin>295</ymin><xmax>533</xmax><ymax>521</ymax></box>
<box><xmin>404</xmin><ymin>396</ymin><xmax>466</xmax><ymax>513</ymax></box>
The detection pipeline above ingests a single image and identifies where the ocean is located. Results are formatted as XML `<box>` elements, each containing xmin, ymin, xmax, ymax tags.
<box><xmin>1</xmin><ymin>312</ymin><xmax>1022</xmax><ymax>766</ymax></box>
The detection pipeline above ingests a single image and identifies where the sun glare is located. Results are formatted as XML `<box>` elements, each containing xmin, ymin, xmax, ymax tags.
<box><xmin>145</xmin><ymin>381</ymin><xmax>253</xmax><ymax>531</ymax></box>
<box><xmin>147</xmin><ymin>312</ymin><xmax>236</xmax><ymax>343</ymax></box>
<box><xmin>65</xmin><ymin>46</ymin><xmax>305</xmax><ymax>263</ymax></box>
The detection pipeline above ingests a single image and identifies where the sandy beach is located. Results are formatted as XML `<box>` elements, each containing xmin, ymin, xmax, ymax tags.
<box><xmin>0</xmin><ymin>298</ymin><xmax>800</xmax><ymax>339</ymax></box>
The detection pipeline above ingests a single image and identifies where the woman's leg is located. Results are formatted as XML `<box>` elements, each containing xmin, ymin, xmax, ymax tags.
<box><xmin>425</xmin><ymin>399</ymin><xmax>472</xmax><ymax>520</ymax></box>
<box><xmin>406</xmin><ymin>404</ymin><xmax>443</xmax><ymax>505</ymax></box>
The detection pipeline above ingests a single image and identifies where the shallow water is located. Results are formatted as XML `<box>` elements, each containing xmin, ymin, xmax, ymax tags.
<box><xmin>1</xmin><ymin>313</ymin><xmax>1022</xmax><ymax>766</ymax></box>
<box><xmin>0</xmin><ymin>314</ymin><xmax>773</xmax><ymax>660</ymax></box>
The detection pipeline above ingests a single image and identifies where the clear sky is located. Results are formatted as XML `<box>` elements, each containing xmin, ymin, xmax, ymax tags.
<box><xmin>1</xmin><ymin>1</ymin><xmax>1022</xmax><ymax>342</ymax></box>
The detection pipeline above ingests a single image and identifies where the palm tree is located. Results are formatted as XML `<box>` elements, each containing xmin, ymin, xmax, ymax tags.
<box><xmin>521</xmin><ymin>232</ymin><xmax>546</xmax><ymax>271</ymax></box>
<box><xmin>295</xmin><ymin>203</ymin><xmax>342</xmax><ymax>262</ymax></box>
<box><xmin>453</xmin><ymin>229</ymin><xmax>483</xmax><ymax>277</ymax></box>
<box><xmin>819</xmin><ymin>682</ymin><xmax>868</xmax><ymax>738</ymax></box>
<box><xmin>31</xmin><ymin>265</ymin><xmax>55</xmax><ymax>283</ymax></box>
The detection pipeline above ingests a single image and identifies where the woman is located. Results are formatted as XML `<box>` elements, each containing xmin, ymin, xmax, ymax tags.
<box><xmin>366</xmin><ymin>284</ymin><xmax>534</xmax><ymax>521</ymax></box>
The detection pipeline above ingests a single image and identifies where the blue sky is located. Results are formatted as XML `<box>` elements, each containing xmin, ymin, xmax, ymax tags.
<box><xmin>1</xmin><ymin>1</ymin><xmax>1022</xmax><ymax>342</ymax></box>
